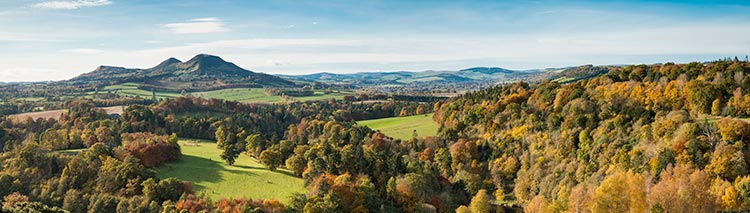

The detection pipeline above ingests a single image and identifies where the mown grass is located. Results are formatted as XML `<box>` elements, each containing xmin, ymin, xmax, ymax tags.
<box><xmin>155</xmin><ymin>138</ymin><xmax>305</xmax><ymax>203</ymax></box>
<box><xmin>357</xmin><ymin>114</ymin><xmax>439</xmax><ymax>140</ymax></box>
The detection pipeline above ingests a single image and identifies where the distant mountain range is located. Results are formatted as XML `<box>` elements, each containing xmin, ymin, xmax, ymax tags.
<box><xmin>71</xmin><ymin>54</ymin><xmax>297</xmax><ymax>91</ymax></box>
<box><xmin>68</xmin><ymin>54</ymin><xmax>606</xmax><ymax>91</ymax></box>
<box><xmin>280</xmin><ymin>67</ymin><xmax>554</xmax><ymax>86</ymax></box>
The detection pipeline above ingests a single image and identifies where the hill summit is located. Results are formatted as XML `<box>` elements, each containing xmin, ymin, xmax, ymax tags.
<box><xmin>71</xmin><ymin>54</ymin><xmax>297</xmax><ymax>91</ymax></box>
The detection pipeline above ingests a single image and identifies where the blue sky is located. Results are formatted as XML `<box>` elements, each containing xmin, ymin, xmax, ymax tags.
<box><xmin>0</xmin><ymin>0</ymin><xmax>749</xmax><ymax>82</ymax></box>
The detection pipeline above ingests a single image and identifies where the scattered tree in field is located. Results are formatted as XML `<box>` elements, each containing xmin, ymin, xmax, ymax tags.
<box><xmin>259</xmin><ymin>149</ymin><xmax>283</xmax><ymax>171</ymax></box>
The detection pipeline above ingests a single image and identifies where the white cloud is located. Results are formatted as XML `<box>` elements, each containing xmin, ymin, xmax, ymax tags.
<box><xmin>32</xmin><ymin>0</ymin><xmax>112</xmax><ymax>10</ymax></box>
<box><xmin>65</xmin><ymin>48</ymin><xmax>104</xmax><ymax>54</ymax></box>
<box><xmin>163</xmin><ymin>17</ymin><xmax>228</xmax><ymax>34</ymax></box>
<box><xmin>2</xmin><ymin>23</ymin><xmax>750</xmax><ymax>82</ymax></box>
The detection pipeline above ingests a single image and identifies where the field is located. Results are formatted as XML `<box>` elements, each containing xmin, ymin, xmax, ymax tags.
<box><xmin>155</xmin><ymin>138</ymin><xmax>305</xmax><ymax>203</ymax></box>
<box><xmin>101</xmin><ymin>83</ymin><xmax>349</xmax><ymax>103</ymax></box>
<box><xmin>357</xmin><ymin>114</ymin><xmax>440</xmax><ymax>140</ymax></box>
<box><xmin>9</xmin><ymin>106</ymin><xmax>124</xmax><ymax>120</ymax></box>
<box><xmin>101</xmin><ymin>83</ymin><xmax>181</xmax><ymax>99</ymax></box>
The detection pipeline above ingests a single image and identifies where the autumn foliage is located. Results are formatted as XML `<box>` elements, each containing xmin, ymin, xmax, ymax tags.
<box><xmin>121</xmin><ymin>132</ymin><xmax>181</xmax><ymax>167</ymax></box>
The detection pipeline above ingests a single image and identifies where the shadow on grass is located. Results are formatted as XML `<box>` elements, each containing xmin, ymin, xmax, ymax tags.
<box><xmin>232</xmin><ymin>164</ymin><xmax>265</xmax><ymax>170</ymax></box>
<box><xmin>157</xmin><ymin>155</ymin><xmax>223</xmax><ymax>193</ymax></box>
<box><xmin>231</xmin><ymin>164</ymin><xmax>298</xmax><ymax>178</ymax></box>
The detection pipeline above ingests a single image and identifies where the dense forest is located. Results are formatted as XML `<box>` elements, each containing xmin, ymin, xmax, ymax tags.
<box><xmin>1</xmin><ymin>58</ymin><xmax>750</xmax><ymax>212</ymax></box>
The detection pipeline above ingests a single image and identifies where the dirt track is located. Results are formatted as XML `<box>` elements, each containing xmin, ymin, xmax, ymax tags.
<box><xmin>8</xmin><ymin>106</ymin><xmax>125</xmax><ymax>120</ymax></box>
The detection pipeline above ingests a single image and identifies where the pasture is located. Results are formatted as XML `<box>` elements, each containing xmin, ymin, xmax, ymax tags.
<box><xmin>101</xmin><ymin>83</ymin><xmax>349</xmax><ymax>103</ymax></box>
<box><xmin>155</xmin><ymin>138</ymin><xmax>305</xmax><ymax>203</ymax></box>
<box><xmin>357</xmin><ymin>113</ymin><xmax>439</xmax><ymax>140</ymax></box>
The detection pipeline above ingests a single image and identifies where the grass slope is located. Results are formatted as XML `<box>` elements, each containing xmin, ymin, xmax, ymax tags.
<box><xmin>357</xmin><ymin>114</ymin><xmax>439</xmax><ymax>140</ymax></box>
<box><xmin>155</xmin><ymin>138</ymin><xmax>305</xmax><ymax>203</ymax></box>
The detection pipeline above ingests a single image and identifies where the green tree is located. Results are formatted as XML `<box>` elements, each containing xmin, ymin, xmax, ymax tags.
<box><xmin>88</xmin><ymin>194</ymin><xmax>120</xmax><ymax>213</ymax></box>
<box><xmin>245</xmin><ymin>134</ymin><xmax>264</xmax><ymax>157</ymax></box>
<box><xmin>259</xmin><ymin>149</ymin><xmax>283</xmax><ymax>171</ymax></box>
<box><xmin>215</xmin><ymin>122</ymin><xmax>243</xmax><ymax>165</ymax></box>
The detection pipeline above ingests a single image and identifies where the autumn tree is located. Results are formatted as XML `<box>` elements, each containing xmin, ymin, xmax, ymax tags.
<box><xmin>469</xmin><ymin>189</ymin><xmax>493</xmax><ymax>213</ymax></box>
<box><xmin>648</xmin><ymin>164</ymin><xmax>714</xmax><ymax>212</ymax></box>
<box><xmin>591</xmin><ymin>170</ymin><xmax>646</xmax><ymax>213</ymax></box>
<box><xmin>706</xmin><ymin>142</ymin><xmax>747</xmax><ymax>180</ymax></box>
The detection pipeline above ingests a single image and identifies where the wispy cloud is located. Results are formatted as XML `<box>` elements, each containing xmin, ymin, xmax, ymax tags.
<box><xmin>32</xmin><ymin>0</ymin><xmax>112</xmax><ymax>10</ymax></box>
<box><xmin>163</xmin><ymin>17</ymin><xmax>228</xmax><ymax>34</ymax></box>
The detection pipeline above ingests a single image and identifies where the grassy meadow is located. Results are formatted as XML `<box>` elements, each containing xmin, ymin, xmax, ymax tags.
<box><xmin>155</xmin><ymin>138</ymin><xmax>305</xmax><ymax>203</ymax></box>
<box><xmin>99</xmin><ymin>83</ymin><xmax>349</xmax><ymax>103</ymax></box>
<box><xmin>357</xmin><ymin>113</ymin><xmax>439</xmax><ymax>140</ymax></box>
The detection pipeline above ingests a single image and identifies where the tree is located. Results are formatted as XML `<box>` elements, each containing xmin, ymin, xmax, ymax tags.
<box><xmin>0</xmin><ymin>126</ymin><xmax>6</xmax><ymax>151</ymax></box>
<box><xmin>63</xmin><ymin>189</ymin><xmax>87</xmax><ymax>213</ymax></box>
<box><xmin>648</xmin><ymin>164</ymin><xmax>714</xmax><ymax>212</ymax></box>
<box><xmin>456</xmin><ymin>205</ymin><xmax>472</xmax><ymax>213</ymax></box>
<box><xmin>3</xmin><ymin>192</ymin><xmax>29</xmax><ymax>206</ymax></box>
<box><xmin>706</xmin><ymin>142</ymin><xmax>747</xmax><ymax>180</ymax></box>
<box><xmin>685</xmin><ymin>79</ymin><xmax>717</xmax><ymax>114</ymax></box>
<box><xmin>95</xmin><ymin>126</ymin><xmax>118</xmax><ymax>147</ymax></box>
<box><xmin>591</xmin><ymin>170</ymin><xmax>646</xmax><ymax>213</ymax></box>
<box><xmin>88</xmin><ymin>194</ymin><xmax>120</xmax><ymax>213</ymax></box>
<box><xmin>712</xmin><ymin>99</ymin><xmax>723</xmax><ymax>116</ymax></box>
<box><xmin>735</xmin><ymin>176</ymin><xmax>750</xmax><ymax>209</ymax></box>
<box><xmin>525</xmin><ymin>195</ymin><xmax>550</xmax><ymax>213</ymax></box>
<box><xmin>142</xmin><ymin>178</ymin><xmax>192</xmax><ymax>203</ymax></box>
<box><xmin>469</xmin><ymin>189</ymin><xmax>493</xmax><ymax>213</ymax></box>
<box><xmin>717</xmin><ymin>118</ymin><xmax>749</xmax><ymax>143</ymax></box>
<box><xmin>245</xmin><ymin>134</ymin><xmax>264</xmax><ymax>157</ymax></box>
<box><xmin>259</xmin><ymin>149</ymin><xmax>283</xmax><ymax>171</ymax></box>
<box><xmin>215</xmin><ymin>123</ymin><xmax>243</xmax><ymax>165</ymax></box>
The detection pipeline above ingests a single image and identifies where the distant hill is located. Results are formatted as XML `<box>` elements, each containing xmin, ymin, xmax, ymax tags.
<box><xmin>281</xmin><ymin>67</ymin><xmax>542</xmax><ymax>86</ymax></box>
<box><xmin>71</xmin><ymin>54</ymin><xmax>297</xmax><ymax>92</ymax></box>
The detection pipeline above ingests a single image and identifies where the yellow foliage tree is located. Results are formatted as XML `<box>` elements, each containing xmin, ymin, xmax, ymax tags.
<box><xmin>591</xmin><ymin>170</ymin><xmax>646</xmax><ymax>213</ymax></box>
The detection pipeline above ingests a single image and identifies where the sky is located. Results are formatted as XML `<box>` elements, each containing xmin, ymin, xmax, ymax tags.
<box><xmin>0</xmin><ymin>0</ymin><xmax>749</xmax><ymax>82</ymax></box>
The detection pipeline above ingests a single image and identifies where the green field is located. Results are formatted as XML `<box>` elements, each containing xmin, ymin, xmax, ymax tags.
<box><xmin>155</xmin><ymin>138</ymin><xmax>305</xmax><ymax>203</ymax></box>
<box><xmin>357</xmin><ymin>114</ymin><xmax>439</xmax><ymax>140</ymax></box>
<box><xmin>100</xmin><ymin>83</ymin><xmax>349</xmax><ymax>103</ymax></box>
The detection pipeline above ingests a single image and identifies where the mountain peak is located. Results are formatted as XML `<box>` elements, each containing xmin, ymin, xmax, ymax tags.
<box><xmin>188</xmin><ymin>54</ymin><xmax>223</xmax><ymax>62</ymax></box>
<box><xmin>152</xmin><ymin>57</ymin><xmax>182</xmax><ymax>70</ymax></box>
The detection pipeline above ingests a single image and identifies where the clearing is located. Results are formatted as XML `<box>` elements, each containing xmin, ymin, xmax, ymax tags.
<box><xmin>155</xmin><ymin>138</ymin><xmax>305</xmax><ymax>203</ymax></box>
<box><xmin>356</xmin><ymin>114</ymin><xmax>439</xmax><ymax>140</ymax></box>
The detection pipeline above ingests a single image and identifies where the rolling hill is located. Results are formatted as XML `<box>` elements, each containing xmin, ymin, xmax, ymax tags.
<box><xmin>281</xmin><ymin>67</ymin><xmax>544</xmax><ymax>86</ymax></box>
<box><xmin>71</xmin><ymin>54</ymin><xmax>298</xmax><ymax>91</ymax></box>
